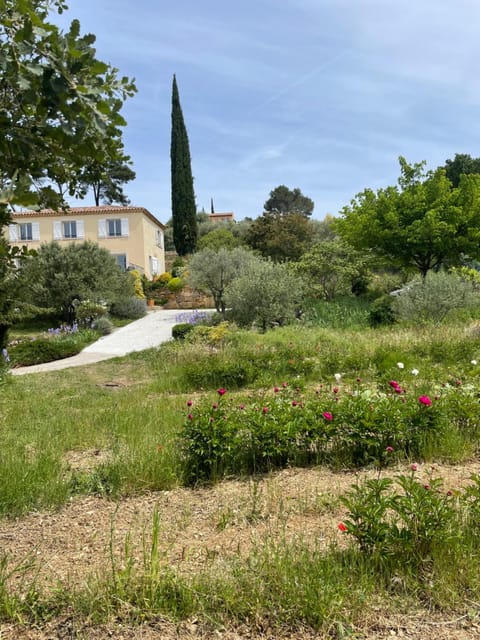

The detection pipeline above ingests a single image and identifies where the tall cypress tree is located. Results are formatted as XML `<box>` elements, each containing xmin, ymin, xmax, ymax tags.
<box><xmin>170</xmin><ymin>75</ymin><xmax>198</xmax><ymax>256</ymax></box>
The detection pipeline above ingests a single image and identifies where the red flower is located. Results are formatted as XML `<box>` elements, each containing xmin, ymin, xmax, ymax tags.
<box><xmin>187</xmin><ymin>414</ymin><xmax>193</xmax><ymax>420</ymax></box>
<box><xmin>338</xmin><ymin>522</ymin><xmax>348</xmax><ymax>532</ymax></box>
<box><xmin>212</xmin><ymin>403</ymin><xmax>218</xmax><ymax>409</ymax></box>
<box><xmin>187</xmin><ymin>400</ymin><xmax>193</xmax><ymax>407</ymax></box>
<box><xmin>292</xmin><ymin>400</ymin><xmax>298</xmax><ymax>407</ymax></box>
<box><xmin>322</xmin><ymin>411</ymin><xmax>333</xmax><ymax>421</ymax></box>
<box><xmin>389</xmin><ymin>380</ymin><xmax>400</xmax><ymax>389</ymax></box>
<box><xmin>217</xmin><ymin>388</ymin><xmax>227</xmax><ymax>396</ymax></box>
<box><xmin>386</xmin><ymin>446</ymin><xmax>394</xmax><ymax>453</ymax></box>
<box><xmin>274</xmin><ymin>386</ymin><xmax>280</xmax><ymax>393</ymax></box>
<box><xmin>446</xmin><ymin>490</ymin><xmax>453</xmax><ymax>496</ymax></box>
<box><xmin>410</xmin><ymin>463</ymin><xmax>418</xmax><ymax>471</ymax></box>
<box><xmin>262</xmin><ymin>407</ymin><xmax>268</xmax><ymax>414</ymax></box>
<box><xmin>424</xmin><ymin>484</ymin><xmax>430</xmax><ymax>490</ymax></box>
<box><xmin>333</xmin><ymin>387</ymin><xmax>339</xmax><ymax>394</ymax></box>
<box><xmin>418</xmin><ymin>395</ymin><xmax>432</xmax><ymax>406</ymax></box>
<box><xmin>356</xmin><ymin>377</ymin><xmax>362</xmax><ymax>383</ymax></box>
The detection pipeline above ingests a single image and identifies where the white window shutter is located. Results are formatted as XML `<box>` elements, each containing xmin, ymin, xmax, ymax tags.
<box><xmin>8</xmin><ymin>224</ymin><xmax>18</xmax><ymax>241</ymax></box>
<box><xmin>32</xmin><ymin>222</ymin><xmax>40</xmax><ymax>241</ymax></box>
<box><xmin>98</xmin><ymin>219</ymin><xmax>106</xmax><ymax>238</ymax></box>
<box><xmin>121</xmin><ymin>218</ymin><xmax>129</xmax><ymax>237</ymax></box>
<box><xmin>76</xmin><ymin>220</ymin><xmax>84</xmax><ymax>238</ymax></box>
<box><xmin>53</xmin><ymin>221</ymin><xmax>62</xmax><ymax>240</ymax></box>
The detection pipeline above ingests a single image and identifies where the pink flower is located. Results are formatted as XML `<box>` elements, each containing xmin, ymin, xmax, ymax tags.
<box><xmin>386</xmin><ymin>446</ymin><xmax>394</xmax><ymax>453</ymax></box>
<box><xmin>338</xmin><ymin>522</ymin><xmax>348</xmax><ymax>532</ymax></box>
<box><xmin>446</xmin><ymin>490</ymin><xmax>453</xmax><ymax>496</ymax></box>
<box><xmin>217</xmin><ymin>388</ymin><xmax>227</xmax><ymax>396</ymax></box>
<box><xmin>239</xmin><ymin>404</ymin><xmax>245</xmax><ymax>410</ymax></box>
<box><xmin>262</xmin><ymin>407</ymin><xmax>268</xmax><ymax>414</ymax></box>
<box><xmin>322</xmin><ymin>411</ymin><xmax>333</xmax><ymax>421</ymax></box>
<box><xmin>389</xmin><ymin>380</ymin><xmax>400</xmax><ymax>389</ymax></box>
<box><xmin>333</xmin><ymin>387</ymin><xmax>339</xmax><ymax>394</ymax></box>
<box><xmin>394</xmin><ymin>387</ymin><xmax>402</xmax><ymax>394</ymax></box>
<box><xmin>282</xmin><ymin>381</ymin><xmax>288</xmax><ymax>388</ymax></box>
<box><xmin>424</xmin><ymin>484</ymin><xmax>430</xmax><ymax>490</ymax></box>
<box><xmin>418</xmin><ymin>395</ymin><xmax>432</xmax><ymax>406</ymax></box>
<box><xmin>187</xmin><ymin>400</ymin><xmax>193</xmax><ymax>407</ymax></box>
<box><xmin>410</xmin><ymin>463</ymin><xmax>418</xmax><ymax>471</ymax></box>
<box><xmin>187</xmin><ymin>414</ymin><xmax>193</xmax><ymax>420</ymax></box>
<box><xmin>274</xmin><ymin>386</ymin><xmax>280</xmax><ymax>393</ymax></box>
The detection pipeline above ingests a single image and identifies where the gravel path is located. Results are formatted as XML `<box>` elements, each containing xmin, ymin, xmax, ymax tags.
<box><xmin>11</xmin><ymin>308</ymin><xmax>198</xmax><ymax>375</ymax></box>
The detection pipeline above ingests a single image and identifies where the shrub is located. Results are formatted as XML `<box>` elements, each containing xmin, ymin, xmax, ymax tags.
<box><xmin>110</xmin><ymin>297</ymin><xmax>146</xmax><ymax>319</ymax></box>
<box><xmin>167</xmin><ymin>277</ymin><xmax>184</xmax><ymax>293</ymax></box>
<box><xmin>8</xmin><ymin>330</ymin><xmax>97</xmax><ymax>366</ymax></box>
<box><xmin>368</xmin><ymin>295</ymin><xmax>396</xmax><ymax>327</ymax></box>
<box><xmin>156</xmin><ymin>271</ymin><xmax>172</xmax><ymax>284</ymax></box>
<box><xmin>130</xmin><ymin>269</ymin><xmax>146</xmax><ymax>299</ymax></box>
<box><xmin>172</xmin><ymin>323</ymin><xmax>195</xmax><ymax>340</ymax></box>
<box><xmin>91</xmin><ymin>316</ymin><xmax>114</xmax><ymax>335</ymax></box>
<box><xmin>171</xmin><ymin>257</ymin><xmax>185</xmax><ymax>278</ymax></box>
<box><xmin>392</xmin><ymin>271</ymin><xmax>480</xmax><ymax>324</ymax></box>
<box><xmin>75</xmin><ymin>300</ymin><xmax>108</xmax><ymax>327</ymax></box>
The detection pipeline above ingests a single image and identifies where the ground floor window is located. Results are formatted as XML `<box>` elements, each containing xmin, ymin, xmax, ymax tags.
<box><xmin>113</xmin><ymin>254</ymin><xmax>127</xmax><ymax>271</ymax></box>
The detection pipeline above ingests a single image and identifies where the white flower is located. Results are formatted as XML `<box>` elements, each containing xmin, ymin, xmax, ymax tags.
<box><xmin>334</xmin><ymin>373</ymin><xmax>342</xmax><ymax>382</ymax></box>
<box><xmin>411</xmin><ymin>368</ymin><xmax>419</xmax><ymax>376</ymax></box>
<box><xmin>471</xmin><ymin>360</ymin><xmax>477</xmax><ymax>365</ymax></box>
<box><xmin>397</xmin><ymin>362</ymin><xmax>404</xmax><ymax>369</ymax></box>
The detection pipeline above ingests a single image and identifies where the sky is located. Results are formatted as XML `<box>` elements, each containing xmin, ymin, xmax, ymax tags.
<box><xmin>56</xmin><ymin>0</ymin><xmax>480</xmax><ymax>224</ymax></box>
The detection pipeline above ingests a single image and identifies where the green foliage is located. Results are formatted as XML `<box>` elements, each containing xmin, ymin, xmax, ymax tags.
<box><xmin>188</xmin><ymin>247</ymin><xmax>257</xmax><ymax>314</ymax></box>
<box><xmin>263</xmin><ymin>185</ymin><xmax>314</xmax><ymax>217</ymax></box>
<box><xmin>296</xmin><ymin>240</ymin><xmax>371</xmax><ymax>300</ymax></box>
<box><xmin>392</xmin><ymin>271</ymin><xmax>480</xmax><ymax>324</ymax></box>
<box><xmin>8</xmin><ymin>329</ymin><xmax>97</xmax><ymax>366</ymax></box>
<box><xmin>368</xmin><ymin>295</ymin><xmax>396</xmax><ymax>327</ymax></box>
<box><xmin>246</xmin><ymin>211</ymin><xmax>313</xmax><ymax>262</ymax></box>
<box><xmin>336</xmin><ymin>157</ymin><xmax>480</xmax><ymax>277</ymax></box>
<box><xmin>170</xmin><ymin>75</ymin><xmax>197</xmax><ymax>256</ymax></box>
<box><xmin>225</xmin><ymin>260</ymin><xmax>303</xmax><ymax>330</ymax></box>
<box><xmin>171</xmin><ymin>323</ymin><xmax>194</xmax><ymax>340</ymax></box>
<box><xmin>443</xmin><ymin>152</ymin><xmax>480</xmax><ymax>188</ymax></box>
<box><xmin>197</xmin><ymin>228</ymin><xmax>241</xmax><ymax>251</ymax></box>
<box><xmin>91</xmin><ymin>316</ymin><xmax>114</xmax><ymax>335</ymax></box>
<box><xmin>166</xmin><ymin>276</ymin><xmax>184</xmax><ymax>293</ymax></box>
<box><xmin>303</xmin><ymin>297</ymin><xmax>371</xmax><ymax>329</ymax></box>
<box><xmin>75</xmin><ymin>300</ymin><xmax>108</xmax><ymax>326</ymax></box>
<box><xmin>109</xmin><ymin>297</ymin><xmax>146</xmax><ymax>319</ymax></box>
<box><xmin>170</xmin><ymin>257</ymin><xmax>185</xmax><ymax>278</ymax></box>
<box><xmin>16</xmin><ymin>241</ymin><xmax>134</xmax><ymax>315</ymax></box>
<box><xmin>340</xmin><ymin>472</ymin><xmax>459</xmax><ymax>562</ymax></box>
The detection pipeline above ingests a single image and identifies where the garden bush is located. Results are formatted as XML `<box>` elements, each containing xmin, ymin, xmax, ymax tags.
<box><xmin>91</xmin><ymin>316</ymin><xmax>114</xmax><ymax>335</ymax></box>
<box><xmin>8</xmin><ymin>329</ymin><xmax>98</xmax><ymax>366</ymax></box>
<box><xmin>172</xmin><ymin>323</ymin><xmax>195</xmax><ymax>340</ymax></box>
<box><xmin>110</xmin><ymin>297</ymin><xmax>147</xmax><ymax>319</ymax></box>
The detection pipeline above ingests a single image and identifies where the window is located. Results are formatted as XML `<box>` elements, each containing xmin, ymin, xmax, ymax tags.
<box><xmin>20</xmin><ymin>223</ymin><xmax>33</xmax><ymax>241</ymax></box>
<box><xmin>108</xmin><ymin>219</ymin><xmax>122</xmax><ymax>237</ymax></box>
<box><xmin>150</xmin><ymin>256</ymin><xmax>159</xmax><ymax>275</ymax></box>
<box><xmin>62</xmin><ymin>221</ymin><xmax>77</xmax><ymax>239</ymax></box>
<box><xmin>156</xmin><ymin>229</ymin><xmax>163</xmax><ymax>248</ymax></box>
<box><xmin>113</xmin><ymin>254</ymin><xmax>127</xmax><ymax>271</ymax></box>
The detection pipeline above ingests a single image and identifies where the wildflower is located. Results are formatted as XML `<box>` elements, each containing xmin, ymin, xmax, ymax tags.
<box><xmin>322</xmin><ymin>411</ymin><xmax>333</xmax><ymax>421</ymax></box>
<box><xmin>212</xmin><ymin>403</ymin><xmax>218</xmax><ymax>410</ymax></box>
<box><xmin>424</xmin><ymin>484</ymin><xmax>430</xmax><ymax>490</ymax></box>
<box><xmin>397</xmin><ymin>362</ymin><xmax>404</xmax><ymax>369</ymax></box>
<box><xmin>187</xmin><ymin>414</ymin><xmax>193</xmax><ymax>420</ymax></box>
<box><xmin>217</xmin><ymin>388</ymin><xmax>227</xmax><ymax>396</ymax></box>
<box><xmin>356</xmin><ymin>377</ymin><xmax>362</xmax><ymax>383</ymax></box>
<box><xmin>456</xmin><ymin>379</ymin><xmax>462</xmax><ymax>386</ymax></box>
<box><xmin>471</xmin><ymin>360</ymin><xmax>478</xmax><ymax>365</ymax></box>
<box><xmin>262</xmin><ymin>407</ymin><xmax>268</xmax><ymax>414</ymax></box>
<box><xmin>239</xmin><ymin>404</ymin><xmax>245</xmax><ymax>410</ymax></box>
<box><xmin>333</xmin><ymin>387</ymin><xmax>339</xmax><ymax>394</ymax></box>
<box><xmin>187</xmin><ymin>400</ymin><xmax>193</xmax><ymax>407</ymax></box>
<box><xmin>386</xmin><ymin>446</ymin><xmax>394</xmax><ymax>453</ymax></box>
<box><xmin>411</xmin><ymin>369</ymin><xmax>419</xmax><ymax>376</ymax></box>
<box><xmin>446</xmin><ymin>490</ymin><xmax>453</xmax><ymax>496</ymax></box>
<box><xmin>338</xmin><ymin>522</ymin><xmax>348</xmax><ymax>532</ymax></box>
<box><xmin>292</xmin><ymin>400</ymin><xmax>298</xmax><ymax>407</ymax></box>
<box><xmin>274</xmin><ymin>386</ymin><xmax>280</xmax><ymax>393</ymax></box>
<box><xmin>282</xmin><ymin>381</ymin><xmax>288</xmax><ymax>388</ymax></box>
<box><xmin>394</xmin><ymin>387</ymin><xmax>403</xmax><ymax>394</ymax></box>
<box><xmin>418</xmin><ymin>395</ymin><xmax>432</xmax><ymax>406</ymax></box>
<box><xmin>389</xmin><ymin>380</ymin><xmax>400</xmax><ymax>389</ymax></box>
<box><xmin>410</xmin><ymin>463</ymin><xmax>418</xmax><ymax>471</ymax></box>
<box><xmin>334</xmin><ymin>373</ymin><xmax>342</xmax><ymax>382</ymax></box>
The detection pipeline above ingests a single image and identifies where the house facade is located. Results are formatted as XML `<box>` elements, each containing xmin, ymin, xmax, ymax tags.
<box><xmin>6</xmin><ymin>205</ymin><xmax>166</xmax><ymax>279</ymax></box>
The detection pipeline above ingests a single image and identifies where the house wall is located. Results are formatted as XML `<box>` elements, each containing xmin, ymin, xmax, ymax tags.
<box><xmin>6</xmin><ymin>210</ymin><xmax>165</xmax><ymax>279</ymax></box>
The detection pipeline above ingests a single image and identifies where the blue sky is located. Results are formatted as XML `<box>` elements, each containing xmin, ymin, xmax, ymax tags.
<box><xmin>58</xmin><ymin>0</ymin><xmax>480</xmax><ymax>223</ymax></box>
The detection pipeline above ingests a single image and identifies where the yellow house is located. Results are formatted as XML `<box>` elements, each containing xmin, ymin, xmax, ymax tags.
<box><xmin>7</xmin><ymin>205</ymin><xmax>166</xmax><ymax>279</ymax></box>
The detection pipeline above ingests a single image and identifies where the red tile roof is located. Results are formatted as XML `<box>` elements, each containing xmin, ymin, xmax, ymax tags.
<box><xmin>12</xmin><ymin>205</ymin><xmax>166</xmax><ymax>228</ymax></box>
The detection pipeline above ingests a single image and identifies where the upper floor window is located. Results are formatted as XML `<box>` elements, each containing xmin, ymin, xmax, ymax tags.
<box><xmin>20</xmin><ymin>223</ymin><xmax>33</xmax><ymax>241</ymax></box>
<box><xmin>8</xmin><ymin>222</ymin><xmax>40</xmax><ymax>242</ymax></box>
<box><xmin>53</xmin><ymin>220</ymin><xmax>84</xmax><ymax>240</ymax></box>
<box><xmin>63</xmin><ymin>221</ymin><xmax>77</xmax><ymax>239</ymax></box>
<box><xmin>98</xmin><ymin>218</ymin><xmax>129</xmax><ymax>238</ymax></box>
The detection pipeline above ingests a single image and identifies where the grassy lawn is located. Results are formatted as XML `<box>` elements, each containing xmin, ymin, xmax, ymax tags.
<box><xmin>1</xmin><ymin>317</ymin><xmax>480</xmax><ymax>637</ymax></box>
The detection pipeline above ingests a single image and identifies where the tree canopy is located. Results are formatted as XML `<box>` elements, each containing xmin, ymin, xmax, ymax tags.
<box><xmin>170</xmin><ymin>74</ymin><xmax>197</xmax><ymax>256</ymax></box>
<box><xmin>443</xmin><ymin>153</ymin><xmax>480</xmax><ymax>188</ymax></box>
<box><xmin>264</xmin><ymin>185</ymin><xmax>314</xmax><ymax>217</ymax></box>
<box><xmin>335</xmin><ymin>157</ymin><xmax>480</xmax><ymax>277</ymax></box>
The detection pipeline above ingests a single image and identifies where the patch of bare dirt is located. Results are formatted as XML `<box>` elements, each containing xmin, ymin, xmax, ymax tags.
<box><xmin>1</xmin><ymin>462</ymin><xmax>480</xmax><ymax>639</ymax></box>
